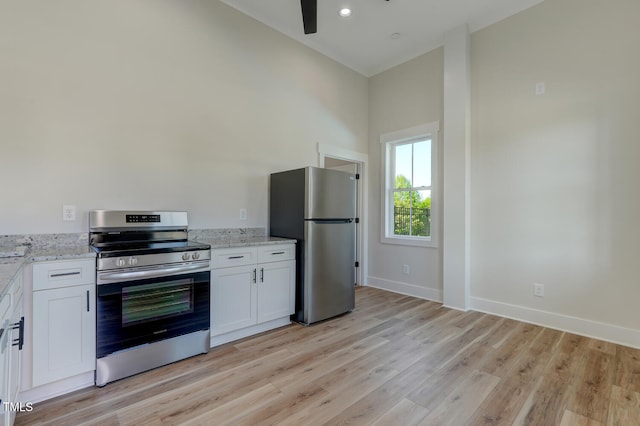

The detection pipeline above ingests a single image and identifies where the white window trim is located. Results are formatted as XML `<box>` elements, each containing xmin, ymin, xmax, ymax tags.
<box><xmin>380</xmin><ymin>121</ymin><xmax>439</xmax><ymax>248</ymax></box>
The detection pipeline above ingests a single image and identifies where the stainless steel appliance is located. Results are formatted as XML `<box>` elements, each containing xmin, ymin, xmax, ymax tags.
<box><xmin>89</xmin><ymin>210</ymin><xmax>211</xmax><ymax>386</ymax></box>
<box><xmin>270</xmin><ymin>167</ymin><xmax>356</xmax><ymax>325</ymax></box>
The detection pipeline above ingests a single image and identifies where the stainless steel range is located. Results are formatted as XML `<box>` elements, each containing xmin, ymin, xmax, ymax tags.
<box><xmin>89</xmin><ymin>210</ymin><xmax>211</xmax><ymax>387</ymax></box>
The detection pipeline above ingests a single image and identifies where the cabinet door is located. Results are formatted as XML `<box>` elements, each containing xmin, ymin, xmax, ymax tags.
<box><xmin>6</xmin><ymin>293</ymin><xmax>23</xmax><ymax>426</ymax></box>
<box><xmin>0</xmin><ymin>292</ymin><xmax>10</xmax><ymax>424</ymax></box>
<box><xmin>211</xmin><ymin>265</ymin><xmax>257</xmax><ymax>336</ymax></box>
<box><xmin>32</xmin><ymin>285</ymin><xmax>96</xmax><ymax>387</ymax></box>
<box><xmin>257</xmin><ymin>260</ymin><xmax>295</xmax><ymax>323</ymax></box>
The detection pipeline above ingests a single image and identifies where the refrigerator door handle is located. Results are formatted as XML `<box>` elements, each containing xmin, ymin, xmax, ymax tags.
<box><xmin>307</xmin><ymin>219</ymin><xmax>353</xmax><ymax>224</ymax></box>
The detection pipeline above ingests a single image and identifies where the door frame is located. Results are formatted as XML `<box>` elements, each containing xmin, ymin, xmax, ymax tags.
<box><xmin>317</xmin><ymin>143</ymin><xmax>368</xmax><ymax>287</ymax></box>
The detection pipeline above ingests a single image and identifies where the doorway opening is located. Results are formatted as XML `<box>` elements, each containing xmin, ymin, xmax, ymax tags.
<box><xmin>317</xmin><ymin>144</ymin><xmax>368</xmax><ymax>287</ymax></box>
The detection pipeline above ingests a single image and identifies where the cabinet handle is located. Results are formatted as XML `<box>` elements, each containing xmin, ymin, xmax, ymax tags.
<box><xmin>11</xmin><ymin>317</ymin><xmax>24</xmax><ymax>350</ymax></box>
<box><xmin>228</xmin><ymin>255</ymin><xmax>245</xmax><ymax>260</ymax></box>
<box><xmin>271</xmin><ymin>251</ymin><xmax>285</xmax><ymax>255</ymax></box>
<box><xmin>87</xmin><ymin>290</ymin><xmax>90</xmax><ymax>312</ymax></box>
<box><xmin>50</xmin><ymin>271</ymin><xmax>81</xmax><ymax>278</ymax></box>
<box><xmin>252</xmin><ymin>269</ymin><xmax>257</xmax><ymax>283</ymax></box>
<box><xmin>260</xmin><ymin>268</ymin><xmax>264</xmax><ymax>283</ymax></box>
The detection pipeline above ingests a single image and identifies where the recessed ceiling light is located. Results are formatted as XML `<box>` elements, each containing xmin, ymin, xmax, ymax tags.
<box><xmin>339</xmin><ymin>8</ymin><xmax>352</xmax><ymax>18</ymax></box>
<box><xmin>390</xmin><ymin>32</ymin><xmax>401</xmax><ymax>39</ymax></box>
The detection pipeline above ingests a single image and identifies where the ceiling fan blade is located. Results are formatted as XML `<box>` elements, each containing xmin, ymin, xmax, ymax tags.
<box><xmin>300</xmin><ymin>0</ymin><xmax>317</xmax><ymax>34</ymax></box>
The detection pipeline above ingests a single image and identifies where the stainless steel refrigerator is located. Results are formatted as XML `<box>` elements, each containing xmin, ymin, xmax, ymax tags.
<box><xmin>270</xmin><ymin>166</ymin><xmax>356</xmax><ymax>325</ymax></box>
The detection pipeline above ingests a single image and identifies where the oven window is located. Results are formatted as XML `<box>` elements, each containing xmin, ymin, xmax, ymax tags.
<box><xmin>121</xmin><ymin>279</ymin><xmax>194</xmax><ymax>326</ymax></box>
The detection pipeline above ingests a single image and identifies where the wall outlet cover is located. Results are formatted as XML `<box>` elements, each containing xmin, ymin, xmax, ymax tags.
<box><xmin>533</xmin><ymin>283</ymin><xmax>544</xmax><ymax>297</ymax></box>
<box><xmin>62</xmin><ymin>205</ymin><xmax>77</xmax><ymax>221</ymax></box>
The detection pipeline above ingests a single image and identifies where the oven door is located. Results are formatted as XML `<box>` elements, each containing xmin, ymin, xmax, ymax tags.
<box><xmin>96</xmin><ymin>270</ymin><xmax>209</xmax><ymax>358</ymax></box>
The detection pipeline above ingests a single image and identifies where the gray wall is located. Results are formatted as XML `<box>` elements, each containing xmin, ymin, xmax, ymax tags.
<box><xmin>367</xmin><ymin>49</ymin><xmax>445</xmax><ymax>300</ymax></box>
<box><xmin>470</xmin><ymin>0</ymin><xmax>640</xmax><ymax>333</ymax></box>
<box><xmin>366</xmin><ymin>0</ymin><xmax>640</xmax><ymax>340</ymax></box>
<box><xmin>0</xmin><ymin>0</ymin><xmax>368</xmax><ymax>234</ymax></box>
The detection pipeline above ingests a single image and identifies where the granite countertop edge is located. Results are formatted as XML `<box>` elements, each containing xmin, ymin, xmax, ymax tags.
<box><xmin>200</xmin><ymin>236</ymin><xmax>296</xmax><ymax>249</ymax></box>
<box><xmin>27</xmin><ymin>246</ymin><xmax>98</xmax><ymax>262</ymax></box>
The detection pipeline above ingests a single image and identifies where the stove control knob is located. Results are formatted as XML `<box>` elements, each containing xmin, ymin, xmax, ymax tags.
<box><xmin>129</xmin><ymin>257</ymin><xmax>138</xmax><ymax>266</ymax></box>
<box><xmin>192</xmin><ymin>252</ymin><xmax>200</xmax><ymax>260</ymax></box>
<box><xmin>116</xmin><ymin>258</ymin><xmax>125</xmax><ymax>267</ymax></box>
<box><xmin>182</xmin><ymin>253</ymin><xmax>191</xmax><ymax>261</ymax></box>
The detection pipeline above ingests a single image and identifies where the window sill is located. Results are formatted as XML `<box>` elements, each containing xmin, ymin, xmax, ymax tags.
<box><xmin>381</xmin><ymin>235</ymin><xmax>438</xmax><ymax>248</ymax></box>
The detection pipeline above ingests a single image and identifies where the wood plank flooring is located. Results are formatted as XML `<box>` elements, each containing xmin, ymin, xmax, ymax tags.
<box><xmin>15</xmin><ymin>286</ymin><xmax>640</xmax><ymax>425</ymax></box>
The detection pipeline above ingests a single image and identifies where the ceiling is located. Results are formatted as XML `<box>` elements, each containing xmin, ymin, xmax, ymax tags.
<box><xmin>219</xmin><ymin>0</ymin><xmax>543</xmax><ymax>76</ymax></box>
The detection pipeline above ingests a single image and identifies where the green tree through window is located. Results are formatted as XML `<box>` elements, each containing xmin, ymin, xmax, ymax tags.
<box><xmin>393</xmin><ymin>175</ymin><xmax>431</xmax><ymax>237</ymax></box>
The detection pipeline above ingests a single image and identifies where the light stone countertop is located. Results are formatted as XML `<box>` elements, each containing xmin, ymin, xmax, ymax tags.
<box><xmin>27</xmin><ymin>245</ymin><xmax>97</xmax><ymax>262</ymax></box>
<box><xmin>0</xmin><ymin>245</ymin><xmax>29</xmax><ymax>258</ymax></box>
<box><xmin>0</xmin><ymin>236</ymin><xmax>294</xmax><ymax>300</ymax></box>
<box><xmin>198</xmin><ymin>236</ymin><xmax>296</xmax><ymax>249</ymax></box>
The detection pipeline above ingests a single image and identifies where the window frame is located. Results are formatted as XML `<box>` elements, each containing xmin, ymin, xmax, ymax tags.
<box><xmin>380</xmin><ymin>122</ymin><xmax>439</xmax><ymax>248</ymax></box>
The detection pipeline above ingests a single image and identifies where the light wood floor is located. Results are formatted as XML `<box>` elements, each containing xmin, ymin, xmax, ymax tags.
<box><xmin>16</xmin><ymin>286</ymin><xmax>640</xmax><ymax>425</ymax></box>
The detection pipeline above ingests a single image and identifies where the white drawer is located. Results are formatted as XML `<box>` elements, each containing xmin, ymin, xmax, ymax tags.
<box><xmin>257</xmin><ymin>244</ymin><xmax>295</xmax><ymax>263</ymax></box>
<box><xmin>211</xmin><ymin>248</ymin><xmax>257</xmax><ymax>269</ymax></box>
<box><xmin>33</xmin><ymin>258</ymin><xmax>96</xmax><ymax>291</ymax></box>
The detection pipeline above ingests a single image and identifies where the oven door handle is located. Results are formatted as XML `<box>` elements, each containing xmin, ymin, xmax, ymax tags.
<box><xmin>98</xmin><ymin>263</ymin><xmax>209</xmax><ymax>282</ymax></box>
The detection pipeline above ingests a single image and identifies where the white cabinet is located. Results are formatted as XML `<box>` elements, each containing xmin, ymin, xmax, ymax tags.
<box><xmin>5</xmin><ymin>274</ymin><xmax>24</xmax><ymax>426</ymax></box>
<box><xmin>258</xmin><ymin>260</ymin><xmax>295</xmax><ymax>323</ymax></box>
<box><xmin>0</xmin><ymin>267</ymin><xmax>25</xmax><ymax>426</ymax></box>
<box><xmin>31</xmin><ymin>259</ymin><xmax>95</xmax><ymax>388</ymax></box>
<box><xmin>0</xmin><ymin>295</ymin><xmax>10</xmax><ymax>420</ymax></box>
<box><xmin>210</xmin><ymin>243</ymin><xmax>295</xmax><ymax>347</ymax></box>
<box><xmin>211</xmin><ymin>265</ymin><xmax>257</xmax><ymax>335</ymax></box>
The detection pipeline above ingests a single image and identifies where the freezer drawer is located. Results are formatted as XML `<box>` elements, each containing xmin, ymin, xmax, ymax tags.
<box><xmin>303</xmin><ymin>220</ymin><xmax>355</xmax><ymax>324</ymax></box>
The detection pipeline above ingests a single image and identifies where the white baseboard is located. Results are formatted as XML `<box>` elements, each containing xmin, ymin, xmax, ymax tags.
<box><xmin>471</xmin><ymin>296</ymin><xmax>640</xmax><ymax>350</ymax></box>
<box><xmin>366</xmin><ymin>276</ymin><xmax>443</xmax><ymax>303</ymax></box>
<box><xmin>364</xmin><ymin>279</ymin><xmax>639</xmax><ymax>349</ymax></box>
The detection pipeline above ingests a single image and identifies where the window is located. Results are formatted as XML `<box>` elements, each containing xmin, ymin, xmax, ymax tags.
<box><xmin>381</xmin><ymin>122</ymin><xmax>439</xmax><ymax>247</ymax></box>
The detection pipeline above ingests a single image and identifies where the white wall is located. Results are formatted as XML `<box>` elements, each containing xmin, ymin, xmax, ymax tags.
<box><xmin>470</xmin><ymin>0</ymin><xmax>640</xmax><ymax>337</ymax></box>
<box><xmin>366</xmin><ymin>0</ymin><xmax>640</xmax><ymax>345</ymax></box>
<box><xmin>367</xmin><ymin>49</ymin><xmax>444</xmax><ymax>300</ymax></box>
<box><xmin>0</xmin><ymin>0</ymin><xmax>368</xmax><ymax>234</ymax></box>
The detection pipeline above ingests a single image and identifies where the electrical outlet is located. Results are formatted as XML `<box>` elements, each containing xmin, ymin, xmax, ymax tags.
<box><xmin>62</xmin><ymin>205</ymin><xmax>76</xmax><ymax>221</ymax></box>
<box><xmin>535</xmin><ymin>81</ymin><xmax>546</xmax><ymax>95</ymax></box>
<box><xmin>402</xmin><ymin>264</ymin><xmax>410</xmax><ymax>275</ymax></box>
<box><xmin>239</xmin><ymin>208</ymin><xmax>247</xmax><ymax>220</ymax></box>
<box><xmin>533</xmin><ymin>283</ymin><xmax>544</xmax><ymax>297</ymax></box>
